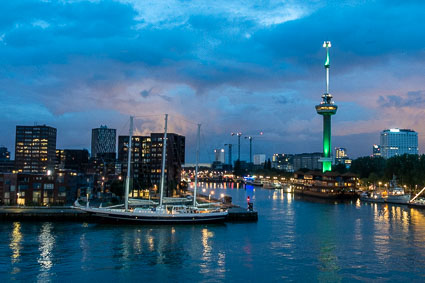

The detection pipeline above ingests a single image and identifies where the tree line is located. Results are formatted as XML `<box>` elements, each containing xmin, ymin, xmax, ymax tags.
<box><xmin>348</xmin><ymin>154</ymin><xmax>425</xmax><ymax>192</ymax></box>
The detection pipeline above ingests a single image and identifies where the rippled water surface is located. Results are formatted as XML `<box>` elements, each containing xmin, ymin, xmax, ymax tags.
<box><xmin>2</xmin><ymin>183</ymin><xmax>425</xmax><ymax>282</ymax></box>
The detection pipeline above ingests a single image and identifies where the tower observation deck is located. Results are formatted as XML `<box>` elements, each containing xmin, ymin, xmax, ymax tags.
<box><xmin>315</xmin><ymin>41</ymin><xmax>338</xmax><ymax>172</ymax></box>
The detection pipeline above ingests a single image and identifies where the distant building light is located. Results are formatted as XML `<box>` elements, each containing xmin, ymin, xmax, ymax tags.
<box><xmin>390</xmin><ymin>128</ymin><xmax>400</xmax><ymax>132</ymax></box>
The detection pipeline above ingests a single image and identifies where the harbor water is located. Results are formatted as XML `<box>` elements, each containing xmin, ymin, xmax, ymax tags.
<box><xmin>1</xmin><ymin>182</ymin><xmax>425</xmax><ymax>282</ymax></box>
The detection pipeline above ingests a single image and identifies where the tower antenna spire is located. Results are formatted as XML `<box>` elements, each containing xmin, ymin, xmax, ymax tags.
<box><xmin>323</xmin><ymin>41</ymin><xmax>331</xmax><ymax>94</ymax></box>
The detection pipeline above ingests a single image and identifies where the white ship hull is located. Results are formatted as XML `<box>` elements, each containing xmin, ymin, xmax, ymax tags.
<box><xmin>75</xmin><ymin>204</ymin><xmax>228</xmax><ymax>224</ymax></box>
<box><xmin>385</xmin><ymin>194</ymin><xmax>411</xmax><ymax>204</ymax></box>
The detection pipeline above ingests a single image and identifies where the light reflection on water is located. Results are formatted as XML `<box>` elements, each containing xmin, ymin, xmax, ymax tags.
<box><xmin>2</xmin><ymin>182</ymin><xmax>425</xmax><ymax>281</ymax></box>
<box><xmin>37</xmin><ymin>222</ymin><xmax>55</xmax><ymax>283</ymax></box>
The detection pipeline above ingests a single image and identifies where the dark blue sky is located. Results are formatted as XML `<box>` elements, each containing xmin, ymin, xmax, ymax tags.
<box><xmin>1</xmin><ymin>0</ymin><xmax>425</xmax><ymax>162</ymax></box>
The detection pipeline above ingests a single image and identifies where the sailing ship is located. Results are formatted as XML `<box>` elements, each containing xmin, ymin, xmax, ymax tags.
<box><xmin>74</xmin><ymin>115</ymin><xmax>228</xmax><ymax>223</ymax></box>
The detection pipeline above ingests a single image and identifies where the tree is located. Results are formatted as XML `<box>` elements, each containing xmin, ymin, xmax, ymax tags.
<box><xmin>333</xmin><ymin>163</ymin><xmax>347</xmax><ymax>174</ymax></box>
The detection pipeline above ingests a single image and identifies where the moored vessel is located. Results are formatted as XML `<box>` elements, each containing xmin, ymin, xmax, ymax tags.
<box><xmin>74</xmin><ymin>115</ymin><xmax>228</xmax><ymax>224</ymax></box>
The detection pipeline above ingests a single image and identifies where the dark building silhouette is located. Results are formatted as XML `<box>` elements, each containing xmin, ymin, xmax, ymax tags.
<box><xmin>15</xmin><ymin>125</ymin><xmax>57</xmax><ymax>174</ymax></box>
<box><xmin>56</xmin><ymin>149</ymin><xmax>89</xmax><ymax>172</ymax></box>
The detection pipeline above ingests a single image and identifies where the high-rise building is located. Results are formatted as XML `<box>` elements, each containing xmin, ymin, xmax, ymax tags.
<box><xmin>214</xmin><ymin>148</ymin><xmax>225</xmax><ymax>163</ymax></box>
<box><xmin>118</xmin><ymin>133</ymin><xmax>185</xmax><ymax>197</ymax></box>
<box><xmin>91</xmin><ymin>126</ymin><xmax>116</xmax><ymax>159</ymax></box>
<box><xmin>15</xmin><ymin>125</ymin><xmax>57</xmax><ymax>173</ymax></box>
<box><xmin>372</xmin><ymin>144</ymin><xmax>381</xmax><ymax>157</ymax></box>
<box><xmin>380</xmin><ymin>128</ymin><xmax>418</xmax><ymax>159</ymax></box>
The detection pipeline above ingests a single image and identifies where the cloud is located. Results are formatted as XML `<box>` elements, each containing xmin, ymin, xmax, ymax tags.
<box><xmin>1</xmin><ymin>1</ymin><xmax>425</xmax><ymax>160</ymax></box>
<box><xmin>378</xmin><ymin>90</ymin><xmax>425</xmax><ymax>108</ymax></box>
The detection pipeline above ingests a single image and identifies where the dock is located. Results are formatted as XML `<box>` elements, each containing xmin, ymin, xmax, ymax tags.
<box><xmin>0</xmin><ymin>205</ymin><xmax>258</xmax><ymax>223</ymax></box>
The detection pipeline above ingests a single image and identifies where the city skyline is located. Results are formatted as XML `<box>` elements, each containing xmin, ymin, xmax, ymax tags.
<box><xmin>1</xmin><ymin>1</ymin><xmax>425</xmax><ymax>162</ymax></box>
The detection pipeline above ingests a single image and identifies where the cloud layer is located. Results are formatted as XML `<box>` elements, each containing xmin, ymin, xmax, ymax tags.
<box><xmin>1</xmin><ymin>0</ymin><xmax>425</xmax><ymax>162</ymax></box>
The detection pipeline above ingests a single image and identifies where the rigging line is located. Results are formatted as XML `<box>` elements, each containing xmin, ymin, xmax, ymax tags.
<box><xmin>117</xmin><ymin>118</ymin><xmax>130</xmax><ymax>136</ymax></box>
<box><xmin>133</xmin><ymin>114</ymin><xmax>164</xmax><ymax>119</ymax></box>
<box><xmin>168</xmin><ymin>114</ymin><xmax>200</xmax><ymax>126</ymax></box>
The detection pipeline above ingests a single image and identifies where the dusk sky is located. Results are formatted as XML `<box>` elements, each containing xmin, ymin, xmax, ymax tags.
<box><xmin>1</xmin><ymin>0</ymin><xmax>425</xmax><ymax>162</ymax></box>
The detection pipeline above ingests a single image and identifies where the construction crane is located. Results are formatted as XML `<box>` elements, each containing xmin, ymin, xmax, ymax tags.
<box><xmin>244</xmin><ymin>131</ymin><xmax>263</xmax><ymax>164</ymax></box>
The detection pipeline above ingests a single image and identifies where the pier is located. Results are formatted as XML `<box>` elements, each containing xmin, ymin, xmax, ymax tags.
<box><xmin>0</xmin><ymin>205</ymin><xmax>258</xmax><ymax>223</ymax></box>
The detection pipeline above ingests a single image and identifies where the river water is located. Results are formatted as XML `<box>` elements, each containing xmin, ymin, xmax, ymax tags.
<box><xmin>1</xmin><ymin>182</ymin><xmax>425</xmax><ymax>282</ymax></box>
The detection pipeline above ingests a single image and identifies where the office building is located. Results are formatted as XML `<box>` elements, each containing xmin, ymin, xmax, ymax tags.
<box><xmin>293</xmin><ymin>152</ymin><xmax>322</xmax><ymax>171</ymax></box>
<box><xmin>91</xmin><ymin>126</ymin><xmax>116</xmax><ymax>159</ymax></box>
<box><xmin>118</xmin><ymin>133</ymin><xmax>185</xmax><ymax>197</ymax></box>
<box><xmin>15</xmin><ymin>125</ymin><xmax>57</xmax><ymax>174</ymax></box>
<box><xmin>380</xmin><ymin>128</ymin><xmax>418</xmax><ymax>159</ymax></box>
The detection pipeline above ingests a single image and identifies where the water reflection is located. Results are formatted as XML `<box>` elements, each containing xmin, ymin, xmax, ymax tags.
<box><xmin>37</xmin><ymin>222</ymin><xmax>55</xmax><ymax>283</ymax></box>
<box><xmin>9</xmin><ymin>222</ymin><xmax>23</xmax><ymax>276</ymax></box>
<box><xmin>10</xmin><ymin>222</ymin><xmax>22</xmax><ymax>265</ymax></box>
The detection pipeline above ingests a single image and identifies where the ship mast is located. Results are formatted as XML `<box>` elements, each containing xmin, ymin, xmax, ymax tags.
<box><xmin>193</xmin><ymin>123</ymin><xmax>201</xmax><ymax>207</ymax></box>
<box><xmin>159</xmin><ymin>114</ymin><xmax>168</xmax><ymax>207</ymax></box>
<box><xmin>124</xmin><ymin>116</ymin><xmax>133</xmax><ymax>211</ymax></box>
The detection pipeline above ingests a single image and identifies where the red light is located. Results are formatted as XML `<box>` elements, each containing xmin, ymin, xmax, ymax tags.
<box><xmin>247</xmin><ymin>196</ymin><xmax>250</xmax><ymax>202</ymax></box>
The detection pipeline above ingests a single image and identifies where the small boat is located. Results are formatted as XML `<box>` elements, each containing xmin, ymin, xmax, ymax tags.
<box><xmin>385</xmin><ymin>180</ymin><xmax>411</xmax><ymax>204</ymax></box>
<box><xmin>75</xmin><ymin>115</ymin><xmax>228</xmax><ymax>224</ymax></box>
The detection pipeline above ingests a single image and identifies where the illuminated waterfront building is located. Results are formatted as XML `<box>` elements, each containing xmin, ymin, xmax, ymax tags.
<box><xmin>315</xmin><ymin>41</ymin><xmax>337</xmax><ymax>172</ymax></box>
<box><xmin>15</xmin><ymin>125</ymin><xmax>57</xmax><ymax>174</ymax></box>
<box><xmin>380</xmin><ymin>128</ymin><xmax>418</xmax><ymax>159</ymax></box>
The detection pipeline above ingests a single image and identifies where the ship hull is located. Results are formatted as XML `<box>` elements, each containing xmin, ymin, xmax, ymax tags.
<box><xmin>78</xmin><ymin>207</ymin><xmax>228</xmax><ymax>224</ymax></box>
